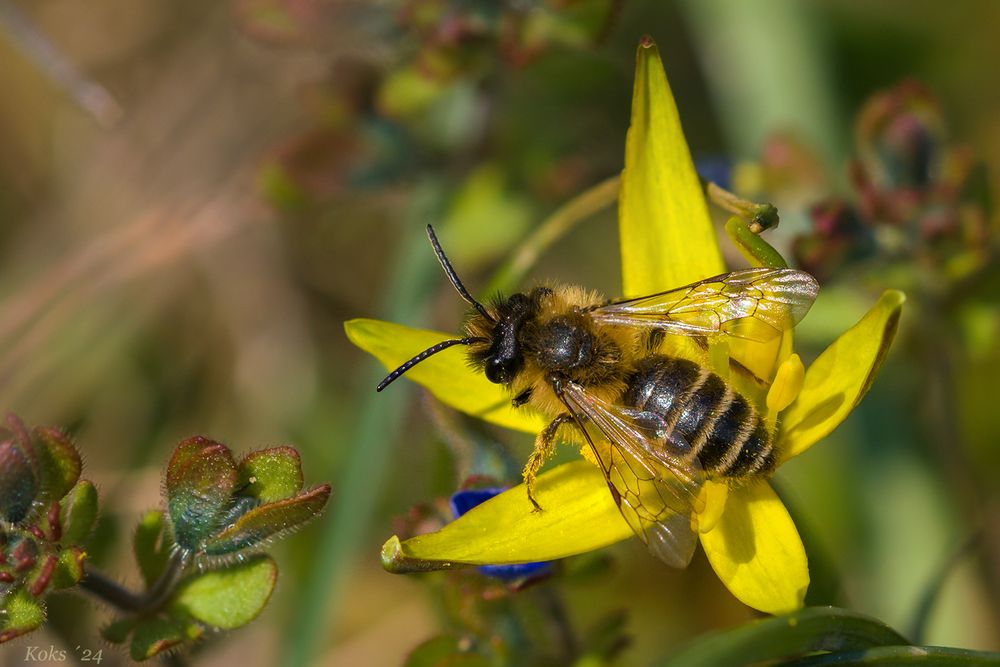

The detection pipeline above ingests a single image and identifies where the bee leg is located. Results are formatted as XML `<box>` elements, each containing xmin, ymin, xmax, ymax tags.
<box><xmin>524</xmin><ymin>413</ymin><xmax>574</xmax><ymax>512</ymax></box>
<box><xmin>512</xmin><ymin>388</ymin><xmax>533</xmax><ymax>407</ymax></box>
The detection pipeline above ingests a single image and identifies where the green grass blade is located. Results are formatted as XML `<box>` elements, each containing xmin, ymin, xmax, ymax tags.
<box><xmin>782</xmin><ymin>646</ymin><xmax>1000</xmax><ymax>666</ymax></box>
<box><xmin>658</xmin><ymin>607</ymin><xmax>909</xmax><ymax>667</ymax></box>
<box><xmin>282</xmin><ymin>187</ymin><xmax>445</xmax><ymax>667</ymax></box>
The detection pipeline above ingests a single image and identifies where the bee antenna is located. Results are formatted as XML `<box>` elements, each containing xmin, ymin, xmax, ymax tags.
<box><xmin>426</xmin><ymin>225</ymin><xmax>496</xmax><ymax>323</ymax></box>
<box><xmin>376</xmin><ymin>337</ymin><xmax>484</xmax><ymax>392</ymax></box>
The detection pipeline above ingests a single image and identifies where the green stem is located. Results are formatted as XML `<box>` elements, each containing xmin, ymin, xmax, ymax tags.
<box><xmin>282</xmin><ymin>186</ymin><xmax>446</xmax><ymax>667</ymax></box>
<box><xmin>725</xmin><ymin>216</ymin><xmax>787</xmax><ymax>268</ymax></box>
<box><xmin>79</xmin><ymin>550</ymin><xmax>189</xmax><ymax>614</ymax></box>
<box><xmin>908</xmin><ymin>532</ymin><xmax>978</xmax><ymax>643</ymax></box>
<box><xmin>140</xmin><ymin>551</ymin><xmax>188</xmax><ymax>611</ymax></box>
<box><xmin>79</xmin><ymin>567</ymin><xmax>144</xmax><ymax>613</ymax></box>
<box><xmin>482</xmin><ymin>175</ymin><xmax>619</xmax><ymax>295</ymax></box>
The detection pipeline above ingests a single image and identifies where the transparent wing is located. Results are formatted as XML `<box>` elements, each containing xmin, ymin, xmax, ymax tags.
<box><xmin>560</xmin><ymin>381</ymin><xmax>705</xmax><ymax>568</ymax></box>
<box><xmin>589</xmin><ymin>268</ymin><xmax>819</xmax><ymax>342</ymax></box>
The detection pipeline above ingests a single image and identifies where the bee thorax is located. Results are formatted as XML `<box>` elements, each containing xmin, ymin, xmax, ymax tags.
<box><xmin>533</xmin><ymin>317</ymin><xmax>594</xmax><ymax>372</ymax></box>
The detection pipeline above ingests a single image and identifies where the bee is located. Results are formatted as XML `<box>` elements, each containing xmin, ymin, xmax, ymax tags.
<box><xmin>377</xmin><ymin>225</ymin><xmax>819</xmax><ymax>568</ymax></box>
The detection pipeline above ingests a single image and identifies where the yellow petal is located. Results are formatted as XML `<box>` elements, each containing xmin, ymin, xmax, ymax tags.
<box><xmin>619</xmin><ymin>37</ymin><xmax>723</xmax><ymax>297</ymax></box>
<box><xmin>727</xmin><ymin>336</ymin><xmax>783</xmax><ymax>389</ymax></box>
<box><xmin>779</xmin><ymin>290</ymin><xmax>905</xmax><ymax>460</ymax></box>
<box><xmin>381</xmin><ymin>461</ymin><xmax>631</xmax><ymax>572</ymax></box>
<box><xmin>344</xmin><ymin>318</ymin><xmax>546</xmax><ymax>434</ymax></box>
<box><xmin>767</xmin><ymin>353</ymin><xmax>805</xmax><ymax>417</ymax></box>
<box><xmin>696</xmin><ymin>480</ymin><xmax>729</xmax><ymax>534</ymax></box>
<box><xmin>700</xmin><ymin>482</ymin><xmax>808</xmax><ymax>614</ymax></box>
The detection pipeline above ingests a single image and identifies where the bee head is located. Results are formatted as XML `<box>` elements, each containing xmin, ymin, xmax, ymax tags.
<box><xmin>469</xmin><ymin>293</ymin><xmax>535</xmax><ymax>385</ymax></box>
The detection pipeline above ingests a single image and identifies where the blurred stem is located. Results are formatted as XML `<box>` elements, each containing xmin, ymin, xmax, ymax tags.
<box><xmin>423</xmin><ymin>393</ymin><xmax>515</xmax><ymax>483</ymax></box>
<box><xmin>535</xmin><ymin>586</ymin><xmax>577</xmax><ymax>662</ymax></box>
<box><xmin>915</xmin><ymin>308</ymin><xmax>1000</xmax><ymax>629</ymax></box>
<box><xmin>283</xmin><ymin>184</ymin><xmax>445</xmax><ymax>667</ymax></box>
<box><xmin>162</xmin><ymin>651</ymin><xmax>190</xmax><ymax>667</ymax></box>
<box><xmin>482</xmin><ymin>175</ymin><xmax>619</xmax><ymax>295</ymax></box>
<box><xmin>677</xmin><ymin>0</ymin><xmax>845</xmax><ymax>170</ymax></box>
<box><xmin>0</xmin><ymin>1</ymin><xmax>122</xmax><ymax>127</ymax></box>
<box><xmin>79</xmin><ymin>550</ymin><xmax>188</xmax><ymax>613</ymax></box>
<box><xmin>908</xmin><ymin>532</ymin><xmax>978</xmax><ymax>643</ymax></box>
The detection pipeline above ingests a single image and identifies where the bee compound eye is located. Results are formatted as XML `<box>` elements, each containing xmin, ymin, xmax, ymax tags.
<box><xmin>485</xmin><ymin>356</ymin><xmax>518</xmax><ymax>384</ymax></box>
<box><xmin>485</xmin><ymin>358</ymin><xmax>506</xmax><ymax>384</ymax></box>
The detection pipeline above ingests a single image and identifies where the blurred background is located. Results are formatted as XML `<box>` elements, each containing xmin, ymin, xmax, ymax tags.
<box><xmin>0</xmin><ymin>0</ymin><xmax>998</xmax><ymax>664</ymax></box>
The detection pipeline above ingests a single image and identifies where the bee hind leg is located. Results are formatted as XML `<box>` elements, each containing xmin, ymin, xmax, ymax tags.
<box><xmin>524</xmin><ymin>413</ymin><xmax>574</xmax><ymax>512</ymax></box>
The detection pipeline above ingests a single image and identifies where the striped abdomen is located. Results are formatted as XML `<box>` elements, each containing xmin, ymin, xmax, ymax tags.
<box><xmin>621</xmin><ymin>355</ymin><xmax>776</xmax><ymax>478</ymax></box>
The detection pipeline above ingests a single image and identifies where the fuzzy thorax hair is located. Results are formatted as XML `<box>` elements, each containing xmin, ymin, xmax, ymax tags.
<box><xmin>464</xmin><ymin>285</ymin><xmax>644</xmax><ymax>418</ymax></box>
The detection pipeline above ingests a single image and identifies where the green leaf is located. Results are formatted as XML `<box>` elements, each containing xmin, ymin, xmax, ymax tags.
<box><xmin>238</xmin><ymin>447</ymin><xmax>303</xmax><ymax>503</ymax></box>
<box><xmin>783</xmin><ymin>645</ymin><xmax>1000</xmax><ymax>665</ymax></box>
<box><xmin>171</xmin><ymin>555</ymin><xmax>277</xmax><ymax>629</ymax></box>
<box><xmin>165</xmin><ymin>437</ymin><xmax>238</xmax><ymax>551</ymax></box>
<box><xmin>405</xmin><ymin>635</ymin><xmax>492</xmax><ymax>667</ymax></box>
<box><xmin>60</xmin><ymin>480</ymin><xmax>98</xmax><ymax>545</ymax></box>
<box><xmin>780</xmin><ymin>290</ymin><xmax>905</xmax><ymax>459</ymax></box>
<box><xmin>381</xmin><ymin>461</ymin><xmax>631</xmax><ymax>572</ymax></box>
<box><xmin>257</xmin><ymin>161</ymin><xmax>309</xmax><ymax>212</ymax></box>
<box><xmin>50</xmin><ymin>547</ymin><xmax>86</xmax><ymax>590</ymax></box>
<box><xmin>101</xmin><ymin>616</ymin><xmax>138</xmax><ymax>644</ymax></box>
<box><xmin>203</xmin><ymin>484</ymin><xmax>331</xmax><ymax>555</ymax></box>
<box><xmin>377</xmin><ymin>65</ymin><xmax>448</xmax><ymax>118</ymax></box>
<box><xmin>130</xmin><ymin>615</ymin><xmax>202</xmax><ymax>661</ymax></box>
<box><xmin>345</xmin><ymin>318</ymin><xmax>546</xmax><ymax>434</ymax></box>
<box><xmin>619</xmin><ymin>37</ymin><xmax>723</xmax><ymax>298</ymax></box>
<box><xmin>0</xmin><ymin>589</ymin><xmax>45</xmax><ymax>643</ymax></box>
<box><xmin>134</xmin><ymin>510</ymin><xmax>171</xmax><ymax>588</ymax></box>
<box><xmin>31</xmin><ymin>427</ymin><xmax>82</xmax><ymax>503</ymax></box>
<box><xmin>658</xmin><ymin>607</ymin><xmax>908</xmax><ymax>667</ymax></box>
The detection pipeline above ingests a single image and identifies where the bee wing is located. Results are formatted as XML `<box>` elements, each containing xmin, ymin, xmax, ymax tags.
<box><xmin>589</xmin><ymin>268</ymin><xmax>819</xmax><ymax>342</ymax></box>
<box><xmin>560</xmin><ymin>381</ymin><xmax>705</xmax><ymax>568</ymax></box>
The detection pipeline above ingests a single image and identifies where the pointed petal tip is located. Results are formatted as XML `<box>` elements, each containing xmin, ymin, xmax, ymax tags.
<box><xmin>779</xmin><ymin>287</ymin><xmax>905</xmax><ymax>460</ymax></box>
<box><xmin>700</xmin><ymin>483</ymin><xmax>809</xmax><ymax>614</ymax></box>
<box><xmin>884</xmin><ymin>288</ymin><xmax>907</xmax><ymax>305</ymax></box>
<box><xmin>380</xmin><ymin>534</ymin><xmax>470</xmax><ymax>574</ymax></box>
<box><xmin>621</xmin><ymin>32</ymin><xmax>722</xmax><ymax>295</ymax></box>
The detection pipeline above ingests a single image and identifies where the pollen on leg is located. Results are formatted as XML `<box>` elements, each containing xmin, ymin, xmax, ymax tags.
<box><xmin>523</xmin><ymin>413</ymin><xmax>573</xmax><ymax>512</ymax></box>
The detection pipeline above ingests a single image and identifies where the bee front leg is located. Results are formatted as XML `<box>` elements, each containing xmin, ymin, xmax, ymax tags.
<box><xmin>524</xmin><ymin>413</ymin><xmax>574</xmax><ymax>512</ymax></box>
<box><xmin>512</xmin><ymin>388</ymin><xmax>533</xmax><ymax>407</ymax></box>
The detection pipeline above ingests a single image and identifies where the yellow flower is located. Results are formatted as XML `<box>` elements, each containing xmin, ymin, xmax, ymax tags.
<box><xmin>345</xmin><ymin>39</ymin><xmax>904</xmax><ymax>615</ymax></box>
